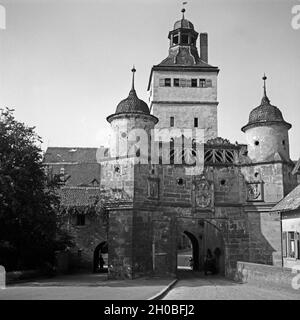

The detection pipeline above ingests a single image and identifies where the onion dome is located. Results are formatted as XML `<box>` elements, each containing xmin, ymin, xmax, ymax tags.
<box><xmin>242</xmin><ymin>75</ymin><xmax>291</xmax><ymax>132</ymax></box>
<box><xmin>107</xmin><ymin>67</ymin><xmax>158</xmax><ymax>124</ymax></box>
<box><xmin>114</xmin><ymin>67</ymin><xmax>150</xmax><ymax>115</ymax></box>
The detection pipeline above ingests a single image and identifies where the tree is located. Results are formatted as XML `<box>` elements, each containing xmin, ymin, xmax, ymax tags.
<box><xmin>0</xmin><ymin>108</ymin><xmax>69</xmax><ymax>271</ymax></box>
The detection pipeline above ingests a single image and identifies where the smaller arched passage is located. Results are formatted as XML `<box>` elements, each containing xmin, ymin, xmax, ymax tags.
<box><xmin>93</xmin><ymin>241</ymin><xmax>108</xmax><ymax>273</ymax></box>
<box><xmin>184</xmin><ymin>231</ymin><xmax>200</xmax><ymax>271</ymax></box>
<box><xmin>177</xmin><ymin>231</ymin><xmax>200</xmax><ymax>272</ymax></box>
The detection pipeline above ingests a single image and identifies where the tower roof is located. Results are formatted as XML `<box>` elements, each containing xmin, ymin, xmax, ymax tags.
<box><xmin>242</xmin><ymin>75</ymin><xmax>291</xmax><ymax>132</ymax></box>
<box><xmin>173</xmin><ymin>9</ymin><xmax>194</xmax><ymax>30</ymax></box>
<box><xmin>108</xmin><ymin>67</ymin><xmax>158</xmax><ymax>124</ymax></box>
<box><xmin>113</xmin><ymin>67</ymin><xmax>150</xmax><ymax>115</ymax></box>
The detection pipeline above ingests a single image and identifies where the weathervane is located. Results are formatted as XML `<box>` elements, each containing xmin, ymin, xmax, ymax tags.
<box><xmin>182</xmin><ymin>1</ymin><xmax>188</xmax><ymax>18</ymax></box>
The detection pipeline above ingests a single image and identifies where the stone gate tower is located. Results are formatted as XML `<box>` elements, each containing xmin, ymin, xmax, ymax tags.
<box><xmin>147</xmin><ymin>8</ymin><xmax>219</xmax><ymax>141</ymax></box>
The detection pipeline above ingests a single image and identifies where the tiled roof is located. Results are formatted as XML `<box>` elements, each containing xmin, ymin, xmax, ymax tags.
<box><xmin>157</xmin><ymin>46</ymin><xmax>217</xmax><ymax>68</ymax></box>
<box><xmin>44</xmin><ymin>147</ymin><xmax>101</xmax><ymax>163</ymax></box>
<box><xmin>57</xmin><ymin>187</ymin><xmax>103</xmax><ymax>208</ymax></box>
<box><xmin>242</xmin><ymin>95</ymin><xmax>291</xmax><ymax>132</ymax></box>
<box><xmin>47</xmin><ymin>163</ymin><xmax>101</xmax><ymax>187</ymax></box>
<box><xmin>272</xmin><ymin>184</ymin><xmax>300</xmax><ymax>212</ymax></box>
<box><xmin>114</xmin><ymin>89</ymin><xmax>150</xmax><ymax>115</ymax></box>
<box><xmin>57</xmin><ymin>187</ymin><xmax>132</xmax><ymax>209</ymax></box>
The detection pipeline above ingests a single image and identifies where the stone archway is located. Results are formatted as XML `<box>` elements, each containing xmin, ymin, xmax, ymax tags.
<box><xmin>176</xmin><ymin>217</ymin><xmax>226</xmax><ymax>276</ymax></box>
<box><xmin>93</xmin><ymin>241</ymin><xmax>108</xmax><ymax>273</ymax></box>
<box><xmin>183</xmin><ymin>230</ymin><xmax>200</xmax><ymax>271</ymax></box>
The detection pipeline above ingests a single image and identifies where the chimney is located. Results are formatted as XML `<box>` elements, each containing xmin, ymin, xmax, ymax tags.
<box><xmin>200</xmin><ymin>33</ymin><xmax>208</xmax><ymax>63</ymax></box>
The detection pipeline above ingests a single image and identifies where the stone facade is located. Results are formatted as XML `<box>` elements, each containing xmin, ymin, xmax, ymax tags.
<box><xmin>43</xmin><ymin>10</ymin><xmax>299</xmax><ymax>279</ymax></box>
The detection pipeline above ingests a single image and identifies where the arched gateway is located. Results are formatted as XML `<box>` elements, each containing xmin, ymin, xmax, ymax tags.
<box><xmin>177</xmin><ymin>218</ymin><xmax>225</xmax><ymax>275</ymax></box>
<box><xmin>93</xmin><ymin>241</ymin><xmax>108</xmax><ymax>273</ymax></box>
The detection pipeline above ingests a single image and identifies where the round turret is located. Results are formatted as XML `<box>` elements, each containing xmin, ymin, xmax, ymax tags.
<box><xmin>242</xmin><ymin>75</ymin><xmax>292</xmax><ymax>163</ymax></box>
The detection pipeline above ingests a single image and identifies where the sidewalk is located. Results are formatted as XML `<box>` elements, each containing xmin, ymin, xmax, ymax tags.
<box><xmin>0</xmin><ymin>273</ymin><xmax>176</xmax><ymax>300</ymax></box>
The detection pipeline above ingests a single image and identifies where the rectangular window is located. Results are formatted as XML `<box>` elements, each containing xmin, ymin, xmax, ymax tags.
<box><xmin>282</xmin><ymin>231</ymin><xmax>287</xmax><ymax>258</ymax></box>
<box><xmin>191</xmin><ymin>79</ymin><xmax>198</xmax><ymax>87</ymax></box>
<box><xmin>288</xmin><ymin>232</ymin><xmax>295</xmax><ymax>258</ymax></box>
<box><xmin>297</xmin><ymin>235</ymin><xmax>300</xmax><ymax>259</ymax></box>
<box><xmin>194</xmin><ymin>118</ymin><xmax>198</xmax><ymax>128</ymax></box>
<box><xmin>170</xmin><ymin>116</ymin><xmax>174</xmax><ymax>127</ymax></box>
<box><xmin>173</xmin><ymin>78</ymin><xmax>180</xmax><ymax>87</ymax></box>
<box><xmin>76</xmin><ymin>214</ymin><xmax>85</xmax><ymax>226</ymax></box>
<box><xmin>206</xmin><ymin>79</ymin><xmax>213</xmax><ymax>87</ymax></box>
<box><xmin>165</xmin><ymin>78</ymin><xmax>171</xmax><ymax>87</ymax></box>
<box><xmin>181</xmin><ymin>34</ymin><xmax>189</xmax><ymax>44</ymax></box>
<box><xmin>199</xmin><ymin>78</ymin><xmax>206</xmax><ymax>88</ymax></box>
<box><xmin>179</xmin><ymin>78</ymin><xmax>187</xmax><ymax>87</ymax></box>
<box><xmin>173</xmin><ymin>35</ymin><xmax>179</xmax><ymax>45</ymax></box>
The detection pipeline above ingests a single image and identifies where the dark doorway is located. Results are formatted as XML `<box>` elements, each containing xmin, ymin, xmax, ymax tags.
<box><xmin>177</xmin><ymin>231</ymin><xmax>200</xmax><ymax>272</ymax></box>
<box><xmin>93</xmin><ymin>241</ymin><xmax>108</xmax><ymax>273</ymax></box>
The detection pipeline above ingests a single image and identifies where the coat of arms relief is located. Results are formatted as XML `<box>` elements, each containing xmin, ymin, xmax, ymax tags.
<box><xmin>192</xmin><ymin>175</ymin><xmax>214</xmax><ymax>211</ymax></box>
<box><xmin>247</xmin><ymin>181</ymin><xmax>264</xmax><ymax>202</ymax></box>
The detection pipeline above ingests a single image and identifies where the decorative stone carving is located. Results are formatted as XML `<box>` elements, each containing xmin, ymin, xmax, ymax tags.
<box><xmin>247</xmin><ymin>182</ymin><xmax>264</xmax><ymax>202</ymax></box>
<box><xmin>192</xmin><ymin>175</ymin><xmax>214</xmax><ymax>210</ymax></box>
<box><xmin>147</xmin><ymin>177</ymin><xmax>160</xmax><ymax>200</ymax></box>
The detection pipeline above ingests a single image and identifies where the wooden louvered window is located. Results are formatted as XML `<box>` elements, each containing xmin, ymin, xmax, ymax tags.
<box><xmin>282</xmin><ymin>231</ymin><xmax>287</xmax><ymax>258</ymax></box>
<box><xmin>179</xmin><ymin>78</ymin><xmax>187</xmax><ymax>87</ymax></box>
<box><xmin>206</xmin><ymin>79</ymin><xmax>213</xmax><ymax>87</ymax></box>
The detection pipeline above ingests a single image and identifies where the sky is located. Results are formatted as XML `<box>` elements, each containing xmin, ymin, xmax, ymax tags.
<box><xmin>0</xmin><ymin>0</ymin><xmax>299</xmax><ymax>160</ymax></box>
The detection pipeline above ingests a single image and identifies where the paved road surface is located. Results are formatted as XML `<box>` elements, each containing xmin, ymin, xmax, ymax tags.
<box><xmin>0</xmin><ymin>273</ymin><xmax>173</xmax><ymax>300</ymax></box>
<box><xmin>163</xmin><ymin>275</ymin><xmax>300</xmax><ymax>300</ymax></box>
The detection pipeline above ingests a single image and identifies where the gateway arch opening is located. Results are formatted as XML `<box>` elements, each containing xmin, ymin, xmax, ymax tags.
<box><xmin>176</xmin><ymin>219</ymin><xmax>225</xmax><ymax>276</ymax></box>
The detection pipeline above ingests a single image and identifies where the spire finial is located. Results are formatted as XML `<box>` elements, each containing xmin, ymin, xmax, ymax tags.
<box><xmin>263</xmin><ymin>73</ymin><xmax>267</xmax><ymax>97</ymax></box>
<box><xmin>131</xmin><ymin>65</ymin><xmax>136</xmax><ymax>91</ymax></box>
<box><xmin>182</xmin><ymin>2</ymin><xmax>187</xmax><ymax>19</ymax></box>
<box><xmin>261</xmin><ymin>73</ymin><xmax>270</xmax><ymax>105</ymax></box>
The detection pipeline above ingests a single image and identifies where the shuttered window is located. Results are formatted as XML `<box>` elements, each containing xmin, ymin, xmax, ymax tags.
<box><xmin>297</xmin><ymin>233</ymin><xmax>300</xmax><ymax>259</ymax></box>
<box><xmin>282</xmin><ymin>231</ymin><xmax>287</xmax><ymax>257</ymax></box>
<box><xmin>179</xmin><ymin>78</ymin><xmax>187</xmax><ymax>87</ymax></box>
<box><xmin>206</xmin><ymin>79</ymin><xmax>213</xmax><ymax>87</ymax></box>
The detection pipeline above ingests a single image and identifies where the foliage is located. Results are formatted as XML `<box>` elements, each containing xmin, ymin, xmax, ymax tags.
<box><xmin>0</xmin><ymin>108</ymin><xmax>73</xmax><ymax>271</ymax></box>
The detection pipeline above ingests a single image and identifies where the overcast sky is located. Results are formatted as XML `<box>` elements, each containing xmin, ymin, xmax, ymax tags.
<box><xmin>0</xmin><ymin>0</ymin><xmax>299</xmax><ymax>160</ymax></box>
